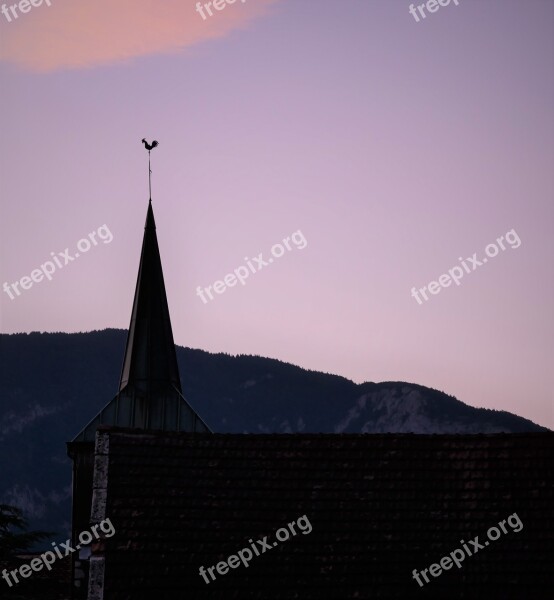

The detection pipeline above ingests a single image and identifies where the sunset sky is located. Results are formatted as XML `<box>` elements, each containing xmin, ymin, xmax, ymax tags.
<box><xmin>1</xmin><ymin>0</ymin><xmax>553</xmax><ymax>428</ymax></box>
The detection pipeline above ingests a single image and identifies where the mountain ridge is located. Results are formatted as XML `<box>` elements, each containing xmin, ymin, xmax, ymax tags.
<box><xmin>0</xmin><ymin>329</ymin><xmax>548</xmax><ymax>545</ymax></box>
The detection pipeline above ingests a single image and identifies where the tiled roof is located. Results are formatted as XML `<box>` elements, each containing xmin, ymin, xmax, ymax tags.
<box><xmin>92</xmin><ymin>429</ymin><xmax>554</xmax><ymax>599</ymax></box>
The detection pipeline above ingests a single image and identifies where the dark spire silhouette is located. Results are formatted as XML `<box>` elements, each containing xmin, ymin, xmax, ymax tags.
<box><xmin>118</xmin><ymin>201</ymin><xmax>181</xmax><ymax>395</ymax></box>
<box><xmin>72</xmin><ymin>144</ymin><xmax>210</xmax><ymax>441</ymax></box>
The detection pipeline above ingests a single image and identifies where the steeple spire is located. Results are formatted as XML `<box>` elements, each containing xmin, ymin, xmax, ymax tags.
<box><xmin>118</xmin><ymin>201</ymin><xmax>182</xmax><ymax>395</ymax></box>
<box><xmin>71</xmin><ymin>151</ymin><xmax>210</xmax><ymax>441</ymax></box>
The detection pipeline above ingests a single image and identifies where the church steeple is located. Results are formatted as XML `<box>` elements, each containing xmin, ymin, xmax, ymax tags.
<box><xmin>118</xmin><ymin>201</ymin><xmax>182</xmax><ymax>396</ymax></box>
<box><xmin>72</xmin><ymin>159</ymin><xmax>210</xmax><ymax>441</ymax></box>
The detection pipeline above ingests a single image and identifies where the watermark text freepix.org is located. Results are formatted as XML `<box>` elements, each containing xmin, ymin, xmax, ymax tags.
<box><xmin>199</xmin><ymin>514</ymin><xmax>312</xmax><ymax>584</ymax></box>
<box><xmin>196</xmin><ymin>229</ymin><xmax>307</xmax><ymax>304</ymax></box>
<box><xmin>1</xmin><ymin>518</ymin><xmax>115</xmax><ymax>588</ymax></box>
<box><xmin>3</xmin><ymin>224</ymin><xmax>113</xmax><ymax>301</ymax></box>
<box><xmin>196</xmin><ymin>0</ymin><xmax>246</xmax><ymax>21</ymax></box>
<box><xmin>412</xmin><ymin>512</ymin><xmax>523</xmax><ymax>587</ymax></box>
<box><xmin>409</xmin><ymin>0</ymin><xmax>462</xmax><ymax>23</ymax></box>
<box><xmin>1</xmin><ymin>0</ymin><xmax>52</xmax><ymax>23</ymax></box>
<box><xmin>411</xmin><ymin>228</ymin><xmax>521</xmax><ymax>305</ymax></box>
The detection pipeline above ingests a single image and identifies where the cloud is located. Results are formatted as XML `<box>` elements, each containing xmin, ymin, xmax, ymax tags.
<box><xmin>0</xmin><ymin>0</ymin><xmax>279</xmax><ymax>72</ymax></box>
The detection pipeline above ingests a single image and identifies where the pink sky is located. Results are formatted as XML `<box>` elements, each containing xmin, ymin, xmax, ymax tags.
<box><xmin>1</xmin><ymin>0</ymin><xmax>553</xmax><ymax>429</ymax></box>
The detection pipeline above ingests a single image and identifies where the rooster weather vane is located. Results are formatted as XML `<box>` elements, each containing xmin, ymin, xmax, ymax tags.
<box><xmin>142</xmin><ymin>138</ymin><xmax>159</xmax><ymax>201</ymax></box>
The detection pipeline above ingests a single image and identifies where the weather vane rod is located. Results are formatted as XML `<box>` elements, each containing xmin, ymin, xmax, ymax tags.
<box><xmin>142</xmin><ymin>138</ymin><xmax>159</xmax><ymax>201</ymax></box>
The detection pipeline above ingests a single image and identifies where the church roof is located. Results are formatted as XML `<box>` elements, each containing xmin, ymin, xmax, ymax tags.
<box><xmin>73</xmin><ymin>202</ymin><xmax>210</xmax><ymax>442</ymax></box>
<box><xmin>88</xmin><ymin>429</ymin><xmax>554</xmax><ymax>598</ymax></box>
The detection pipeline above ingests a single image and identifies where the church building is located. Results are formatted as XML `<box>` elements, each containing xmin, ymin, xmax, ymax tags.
<box><xmin>67</xmin><ymin>174</ymin><xmax>554</xmax><ymax>599</ymax></box>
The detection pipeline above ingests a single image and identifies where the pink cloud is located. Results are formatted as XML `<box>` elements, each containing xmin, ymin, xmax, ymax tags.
<box><xmin>0</xmin><ymin>0</ymin><xmax>279</xmax><ymax>72</ymax></box>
